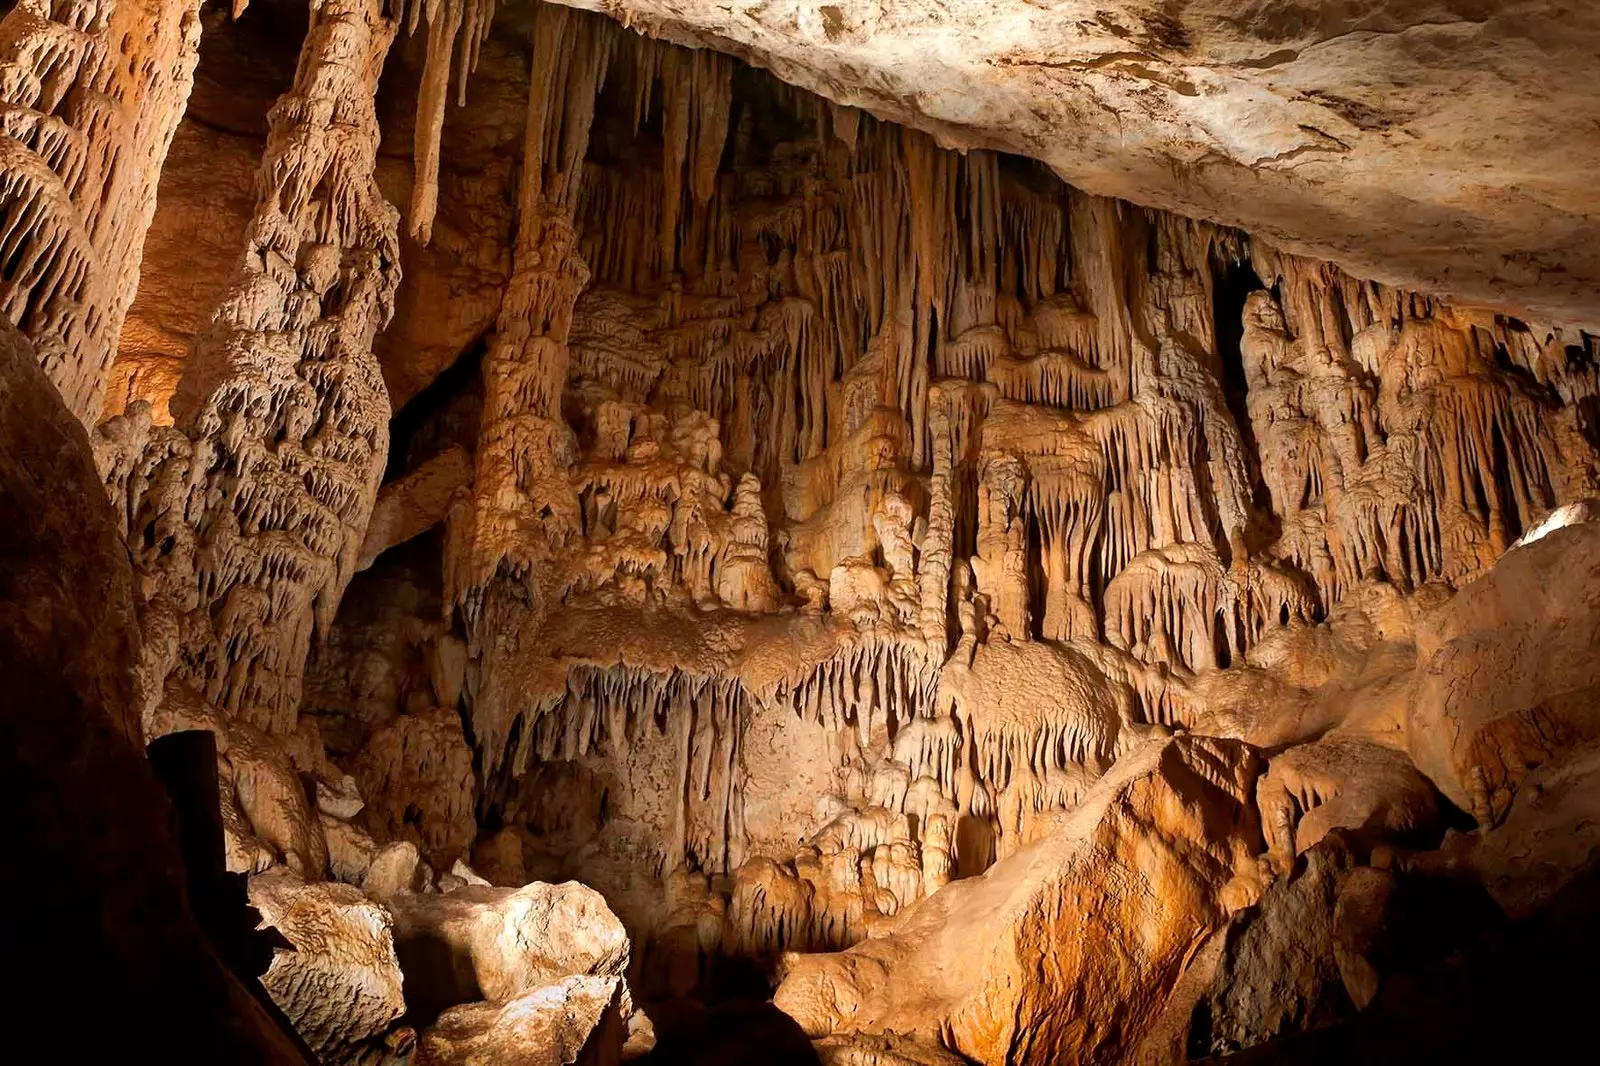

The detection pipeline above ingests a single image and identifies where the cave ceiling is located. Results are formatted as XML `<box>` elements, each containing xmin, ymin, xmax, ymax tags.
<box><xmin>537</xmin><ymin>0</ymin><xmax>1600</xmax><ymax>327</ymax></box>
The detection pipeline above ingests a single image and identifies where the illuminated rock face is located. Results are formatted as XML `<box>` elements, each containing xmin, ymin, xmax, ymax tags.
<box><xmin>6</xmin><ymin>2</ymin><xmax>1600</xmax><ymax>1064</ymax></box>
<box><xmin>774</xmin><ymin>735</ymin><xmax>1266</xmax><ymax>1065</ymax></box>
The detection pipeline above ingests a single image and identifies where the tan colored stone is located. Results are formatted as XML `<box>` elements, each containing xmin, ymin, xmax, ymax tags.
<box><xmin>387</xmin><ymin>881</ymin><xmax>631</xmax><ymax>1015</ymax></box>
<box><xmin>774</xmin><ymin>736</ymin><xmax>1263</xmax><ymax>1065</ymax></box>
<box><xmin>1409</xmin><ymin>520</ymin><xmax>1600</xmax><ymax>823</ymax></box>
<box><xmin>417</xmin><ymin>975</ymin><xmax>626</xmax><ymax>1066</ymax></box>
<box><xmin>364</xmin><ymin>840</ymin><xmax>432</xmax><ymax>901</ymax></box>
<box><xmin>250</xmin><ymin>868</ymin><xmax>408</xmax><ymax>1065</ymax></box>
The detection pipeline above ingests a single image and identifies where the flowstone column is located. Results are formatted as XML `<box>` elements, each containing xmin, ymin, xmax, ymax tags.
<box><xmin>97</xmin><ymin>0</ymin><xmax>403</xmax><ymax>735</ymax></box>
<box><xmin>445</xmin><ymin>5</ymin><xmax>615</xmax><ymax>767</ymax></box>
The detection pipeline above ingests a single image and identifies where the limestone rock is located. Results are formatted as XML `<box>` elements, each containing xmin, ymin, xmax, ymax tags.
<box><xmin>1256</xmin><ymin>734</ymin><xmax>1440</xmax><ymax>874</ymax></box>
<box><xmin>147</xmin><ymin>679</ymin><xmax>330</xmax><ymax>879</ymax></box>
<box><xmin>387</xmin><ymin>881</ymin><xmax>631</xmax><ymax>1019</ymax></box>
<box><xmin>774</xmin><ymin>736</ymin><xmax>1263</xmax><ymax>1065</ymax></box>
<box><xmin>325</xmin><ymin>811</ymin><xmax>382</xmax><ymax>885</ymax></box>
<box><xmin>249</xmin><ymin>868</ymin><xmax>407</xmax><ymax>1065</ymax></box>
<box><xmin>354</xmin><ymin>705</ymin><xmax>479</xmax><ymax>869</ymax></box>
<box><xmin>364</xmin><ymin>840</ymin><xmax>432</xmax><ymax>901</ymax></box>
<box><xmin>0</xmin><ymin>0</ymin><xmax>204</xmax><ymax>422</ymax></box>
<box><xmin>360</xmin><ymin>446</ymin><xmax>475</xmax><ymax>569</ymax></box>
<box><xmin>542</xmin><ymin>0</ymin><xmax>1600</xmax><ymax>325</ymax></box>
<box><xmin>319</xmin><ymin>775</ymin><xmax>367</xmax><ymax>820</ymax></box>
<box><xmin>451</xmin><ymin>859</ymin><xmax>494</xmax><ymax>888</ymax></box>
<box><xmin>97</xmin><ymin>0</ymin><xmax>402</xmax><ymax>738</ymax></box>
<box><xmin>1409</xmin><ymin>520</ymin><xmax>1600</xmax><ymax>823</ymax></box>
<box><xmin>416</xmin><ymin>975</ymin><xmax>626</xmax><ymax>1066</ymax></box>
<box><xmin>15</xmin><ymin>2</ymin><xmax>1600</xmax><ymax>1059</ymax></box>
<box><xmin>1192</xmin><ymin>842</ymin><xmax>1358</xmax><ymax>1056</ymax></box>
<box><xmin>1460</xmin><ymin>741</ymin><xmax>1600</xmax><ymax>920</ymax></box>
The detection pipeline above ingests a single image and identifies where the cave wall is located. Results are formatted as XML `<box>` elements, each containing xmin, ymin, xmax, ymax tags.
<box><xmin>254</xmin><ymin>1</ymin><xmax>1600</xmax><ymax>980</ymax></box>
<box><xmin>6</xmin><ymin>1</ymin><xmax>1600</xmax><ymax>1061</ymax></box>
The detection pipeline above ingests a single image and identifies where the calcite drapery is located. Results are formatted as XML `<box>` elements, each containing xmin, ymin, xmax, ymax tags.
<box><xmin>0</xmin><ymin>0</ymin><xmax>204</xmax><ymax>422</ymax></box>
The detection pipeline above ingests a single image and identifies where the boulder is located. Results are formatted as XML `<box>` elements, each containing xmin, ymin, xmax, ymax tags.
<box><xmin>364</xmin><ymin>840</ymin><xmax>431</xmax><ymax>900</ymax></box>
<box><xmin>1255</xmin><ymin>734</ymin><xmax>1440</xmax><ymax>874</ymax></box>
<box><xmin>1461</xmin><ymin>741</ymin><xmax>1600</xmax><ymax>919</ymax></box>
<box><xmin>1194</xmin><ymin>835</ymin><xmax>1504</xmax><ymax>1058</ymax></box>
<box><xmin>387</xmin><ymin>881</ymin><xmax>631</xmax><ymax>1020</ymax></box>
<box><xmin>1409</xmin><ymin>521</ymin><xmax>1600</xmax><ymax>823</ymax></box>
<box><xmin>417</xmin><ymin>976</ymin><xmax>626</xmax><ymax>1066</ymax></box>
<box><xmin>249</xmin><ymin>869</ymin><xmax>407</xmax><ymax>1065</ymax></box>
<box><xmin>147</xmin><ymin>678</ymin><xmax>330</xmax><ymax>878</ymax></box>
<box><xmin>774</xmin><ymin>736</ymin><xmax>1264</xmax><ymax>1065</ymax></box>
<box><xmin>1191</xmin><ymin>842</ymin><xmax>1358</xmax><ymax>1056</ymax></box>
<box><xmin>324</xmin><ymin>811</ymin><xmax>381</xmax><ymax>884</ymax></box>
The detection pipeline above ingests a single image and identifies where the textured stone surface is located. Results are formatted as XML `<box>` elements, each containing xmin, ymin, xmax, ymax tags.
<box><xmin>1460</xmin><ymin>741</ymin><xmax>1600</xmax><ymax>920</ymax></box>
<box><xmin>416</xmin><ymin>975</ymin><xmax>626</xmax><ymax>1066</ymax></box>
<box><xmin>0</xmin><ymin>0</ymin><xmax>205</xmax><ymax>421</ymax></box>
<box><xmin>1</xmin><ymin>318</ymin><xmax>311</xmax><ymax>1062</ymax></box>
<box><xmin>387</xmin><ymin>881</ymin><xmax>631</xmax><ymax>1019</ymax></box>
<box><xmin>250</xmin><ymin>868</ymin><xmax>408</xmax><ymax>1065</ymax></box>
<box><xmin>1193</xmin><ymin>842</ymin><xmax>1358</xmax><ymax>1056</ymax></box>
<box><xmin>547</xmin><ymin>0</ymin><xmax>1600</xmax><ymax>326</ymax></box>
<box><xmin>1256</xmin><ymin>733</ymin><xmax>1440</xmax><ymax>874</ymax></box>
<box><xmin>1409</xmin><ymin>520</ymin><xmax>1600</xmax><ymax>823</ymax></box>
<box><xmin>774</xmin><ymin>736</ymin><xmax>1264</xmax><ymax>1065</ymax></box>
<box><xmin>107</xmin><ymin>2</ymin><xmax>292</xmax><ymax>424</ymax></box>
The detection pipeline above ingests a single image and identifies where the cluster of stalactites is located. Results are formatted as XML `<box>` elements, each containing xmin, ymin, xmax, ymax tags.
<box><xmin>1103</xmin><ymin>542</ymin><xmax>1316</xmax><ymax>674</ymax></box>
<box><xmin>430</xmin><ymin>12</ymin><xmax>1600</xmax><ymax>962</ymax></box>
<box><xmin>448</xmin><ymin>2</ymin><xmax>618</xmax><ymax>628</ymax></box>
<box><xmin>517</xmin><ymin>663</ymin><xmax>749</xmax><ymax>874</ymax></box>
<box><xmin>389</xmin><ymin>0</ymin><xmax>502</xmax><ymax>242</ymax></box>
<box><xmin>0</xmin><ymin>0</ymin><xmax>204</xmax><ymax>422</ymax></box>
<box><xmin>1244</xmin><ymin>247</ymin><xmax>1595</xmax><ymax>607</ymax></box>
<box><xmin>95</xmin><ymin>0</ymin><xmax>401</xmax><ymax>735</ymax></box>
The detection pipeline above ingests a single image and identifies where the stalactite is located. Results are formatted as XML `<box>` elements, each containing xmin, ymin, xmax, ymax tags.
<box><xmin>408</xmin><ymin>0</ymin><xmax>463</xmax><ymax>243</ymax></box>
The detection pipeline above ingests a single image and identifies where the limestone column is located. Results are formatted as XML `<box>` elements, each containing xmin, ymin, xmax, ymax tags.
<box><xmin>0</xmin><ymin>0</ymin><xmax>205</xmax><ymax>422</ymax></box>
<box><xmin>98</xmin><ymin>0</ymin><xmax>402</xmax><ymax>735</ymax></box>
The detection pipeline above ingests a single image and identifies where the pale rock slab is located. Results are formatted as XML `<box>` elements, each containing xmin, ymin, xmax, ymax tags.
<box><xmin>387</xmin><ymin>881</ymin><xmax>631</xmax><ymax>1018</ymax></box>
<box><xmin>416</xmin><ymin>975</ymin><xmax>626</xmax><ymax>1066</ymax></box>
<box><xmin>364</xmin><ymin>840</ymin><xmax>433</xmax><ymax>901</ymax></box>
<box><xmin>249</xmin><ymin>868</ymin><xmax>408</xmax><ymax>1065</ymax></box>
<box><xmin>1409</xmin><ymin>520</ymin><xmax>1600</xmax><ymax>823</ymax></box>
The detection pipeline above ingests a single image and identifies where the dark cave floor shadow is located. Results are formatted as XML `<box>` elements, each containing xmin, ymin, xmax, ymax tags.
<box><xmin>640</xmin><ymin>998</ymin><xmax>821</xmax><ymax>1066</ymax></box>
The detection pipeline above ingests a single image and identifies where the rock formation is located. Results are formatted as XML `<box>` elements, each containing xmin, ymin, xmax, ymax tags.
<box><xmin>4</xmin><ymin>1</ymin><xmax>1600</xmax><ymax>1064</ymax></box>
<box><xmin>775</xmin><ymin>735</ymin><xmax>1264</xmax><ymax>1064</ymax></box>
<box><xmin>0</xmin><ymin>316</ymin><xmax>311</xmax><ymax>1062</ymax></box>
<box><xmin>0</xmin><ymin>0</ymin><xmax>204</xmax><ymax>422</ymax></box>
